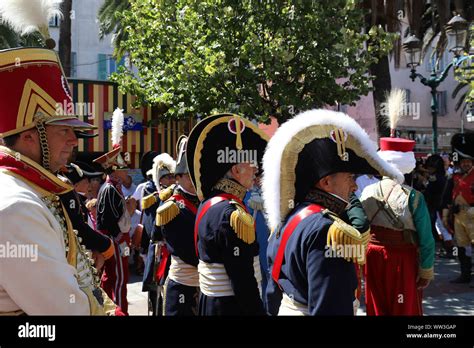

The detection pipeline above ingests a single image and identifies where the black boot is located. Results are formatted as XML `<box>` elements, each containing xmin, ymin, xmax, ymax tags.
<box><xmin>450</xmin><ymin>247</ymin><xmax>471</xmax><ymax>283</ymax></box>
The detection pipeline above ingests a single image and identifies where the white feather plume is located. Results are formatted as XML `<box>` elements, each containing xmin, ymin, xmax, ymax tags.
<box><xmin>0</xmin><ymin>0</ymin><xmax>63</xmax><ymax>37</ymax></box>
<box><xmin>385</xmin><ymin>88</ymin><xmax>406</xmax><ymax>131</ymax></box>
<box><xmin>111</xmin><ymin>108</ymin><xmax>124</xmax><ymax>147</ymax></box>
<box><xmin>151</xmin><ymin>153</ymin><xmax>176</xmax><ymax>190</ymax></box>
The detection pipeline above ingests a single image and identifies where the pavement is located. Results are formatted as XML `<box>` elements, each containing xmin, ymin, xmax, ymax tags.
<box><xmin>356</xmin><ymin>248</ymin><xmax>474</xmax><ymax>316</ymax></box>
<box><xmin>127</xmin><ymin>248</ymin><xmax>474</xmax><ymax>316</ymax></box>
<box><xmin>126</xmin><ymin>261</ymin><xmax>149</xmax><ymax>316</ymax></box>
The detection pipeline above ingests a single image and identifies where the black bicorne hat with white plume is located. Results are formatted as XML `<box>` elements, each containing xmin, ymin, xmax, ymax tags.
<box><xmin>151</xmin><ymin>153</ymin><xmax>176</xmax><ymax>191</ymax></box>
<box><xmin>261</xmin><ymin>109</ymin><xmax>404</xmax><ymax>231</ymax></box>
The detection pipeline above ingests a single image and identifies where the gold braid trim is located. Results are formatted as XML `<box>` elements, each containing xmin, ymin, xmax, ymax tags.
<box><xmin>213</xmin><ymin>178</ymin><xmax>247</xmax><ymax>201</ymax></box>
<box><xmin>156</xmin><ymin>200</ymin><xmax>180</xmax><ymax>226</ymax></box>
<box><xmin>325</xmin><ymin>210</ymin><xmax>370</xmax><ymax>265</ymax></box>
<box><xmin>34</xmin><ymin>113</ymin><xmax>51</xmax><ymax>172</ymax></box>
<box><xmin>230</xmin><ymin>202</ymin><xmax>256</xmax><ymax>244</ymax></box>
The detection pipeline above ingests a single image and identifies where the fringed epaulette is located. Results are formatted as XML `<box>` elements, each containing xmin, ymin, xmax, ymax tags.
<box><xmin>325</xmin><ymin>210</ymin><xmax>370</xmax><ymax>265</ymax></box>
<box><xmin>229</xmin><ymin>201</ymin><xmax>255</xmax><ymax>244</ymax></box>
<box><xmin>141</xmin><ymin>193</ymin><xmax>158</xmax><ymax>210</ymax></box>
<box><xmin>159</xmin><ymin>184</ymin><xmax>176</xmax><ymax>201</ymax></box>
<box><xmin>156</xmin><ymin>200</ymin><xmax>180</xmax><ymax>226</ymax></box>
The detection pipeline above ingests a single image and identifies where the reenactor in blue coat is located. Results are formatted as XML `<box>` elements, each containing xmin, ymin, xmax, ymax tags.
<box><xmin>156</xmin><ymin>136</ymin><xmax>201</xmax><ymax>315</ymax></box>
<box><xmin>141</xmin><ymin>152</ymin><xmax>176</xmax><ymax>315</ymax></box>
<box><xmin>186</xmin><ymin>113</ymin><xmax>269</xmax><ymax>315</ymax></box>
<box><xmin>262</xmin><ymin>109</ymin><xmax>404</xmax><ymax>315</ymax></box>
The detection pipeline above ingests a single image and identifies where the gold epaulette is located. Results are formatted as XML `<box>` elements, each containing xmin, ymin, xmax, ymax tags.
<box><xmin>325</xmin><ymin>210</ymin><xmax>370</xmax><ymax>265</ymax></box>
<box><xmin>156</xmin><ymin>200</ymin><xmax>180</xmax><ymax>226</ymax></box>
<box><xmin>141</xmin><ymin>193</ymin><xmax>158</xmax><ymax>210</ymax></box>
<box><xmin>159</xmin><ymin>184</ymin><xmax>176</xmax><ymax>201</ymax></box>
<box><xmin>229</xmin><ymin>201</ymin><xmax>255</xmax><ymax>244</ymax></box>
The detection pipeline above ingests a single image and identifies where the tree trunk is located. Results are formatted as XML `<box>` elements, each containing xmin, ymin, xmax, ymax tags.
<box><xmin>369</xmin><ymin>55</ymin><xmax>391</xmax><ymax>138</ymax></box>
<box><xmin>59</xmin><ymin>0</ymin><xmax>72</xmax><ymax>77</ymax></box>
<box><xmin>364</xmin><ymin>0</ymin><xmax>392</xmax><ymax>139</ymax></box>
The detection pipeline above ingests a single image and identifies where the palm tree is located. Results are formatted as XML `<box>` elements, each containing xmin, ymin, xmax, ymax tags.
<box><xmin>0</xmin><ymin>23</ymin><xmax>45</xmax><ymax>50</ymax></box>
<box><xmin>97</xmin><ymin>0</ymin><xmax>130</xmax><ymax>59</ymax></box>
<box><xmin>362</xmin><ymin>0</ymin><xmax>407</xmax><ymax>138</ymax></box>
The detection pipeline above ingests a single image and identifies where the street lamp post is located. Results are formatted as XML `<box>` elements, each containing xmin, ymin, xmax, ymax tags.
<box><xmin>402</xmin><ymin>15</ymin><xmax>469</xmax><ymax>154</ymax></box>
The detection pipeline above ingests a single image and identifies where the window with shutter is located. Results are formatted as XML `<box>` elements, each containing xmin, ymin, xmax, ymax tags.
<box><xmin>108</xmin><ymin>55</ymin><xmax>116</xmax><ymax>75</ymax></box>
<box><xmin>404</xmin><ymin>89</ymin><xmax>411</xmax><ymax>103</ymax></box>
<box><xmin>98</xmin><ymin>54</ymin><xmax>107</xmax><ymax>80</ymax></box>
<box><xmin>437</xmin><ymin>91</ymin><xmax>448</xmax><ymax>116</ymax></box>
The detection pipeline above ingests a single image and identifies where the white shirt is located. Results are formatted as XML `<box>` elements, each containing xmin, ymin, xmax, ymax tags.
<box><xmin>129</xmin><ymin>209</ymin><xmax>142</xmax><ymax>238</ymax></box>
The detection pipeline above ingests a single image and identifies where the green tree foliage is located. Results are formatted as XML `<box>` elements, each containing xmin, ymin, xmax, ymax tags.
<box><xmin>112</xmin><ymin>0</ymin><xmax>396</xmax><ymax>122</ymax></box>
<box><xmin>452</xmin><ymin>24</ymin><xmax>473</xmax><ymax>112</ymax></box>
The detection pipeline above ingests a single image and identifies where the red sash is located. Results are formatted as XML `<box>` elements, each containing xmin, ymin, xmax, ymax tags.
<box><xmin>172</xmin><ymin>194</ymin><xmax>198</xmax><ymax>215</ymax></box>
<box><xmin>194</xmin><ymin>193</ymin><xmax>245</xmax><ymax>256</ymax></box>
<box><xmin>154</xmin><ymin>194</ymin><xmax>197</xmax><ymax>281</ymax></box>
<box><xmin>271</xmin><ymin>204</ymin><xmax>322</xmax><ymax>286</ymax></box>
<box><xmin>155</xmin><ymin>244</ymin><xmax>170</xmax><ymax>283</ymax></box>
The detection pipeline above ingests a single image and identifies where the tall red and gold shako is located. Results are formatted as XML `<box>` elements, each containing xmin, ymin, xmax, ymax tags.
<box><xmin>0</xmin><ymin>47</ymin><xmax>96</xmax><ymax>138</ymax></box>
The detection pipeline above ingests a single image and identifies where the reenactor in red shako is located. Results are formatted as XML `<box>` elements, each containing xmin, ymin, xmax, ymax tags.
<box><xmin>0</xmin><ymin>48</ymin><xmax>116</xmax><ymax>314</ymax></box>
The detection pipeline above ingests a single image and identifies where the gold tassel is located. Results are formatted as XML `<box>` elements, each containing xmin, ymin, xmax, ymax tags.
<box><xmin>141</xmin><ymin>193</ymin><xmax>157</xmax><ymax>210</ymax></box>
<box><xmin>159</xmin><ymin>184</ymin><xmax>176</xmax><ymax>201</ymax></box>
<box><xmin>326</xmin><ymin>216</ymin><xmax>370</xmax><ymax>265</ymax></box>
<box><xmin>156</xmin><ymin>200</ymin><xmax>180</xmax><ymax>226</ymax></box>
<box><xmin>230</xmin><ymin>205</ymin><xmax>255</xmax><ymax>244</ymax></box>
